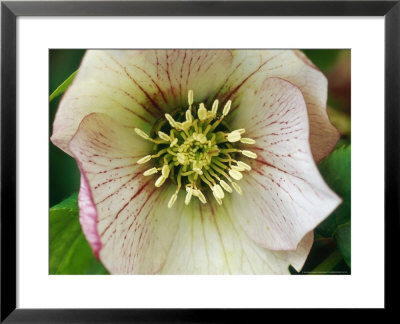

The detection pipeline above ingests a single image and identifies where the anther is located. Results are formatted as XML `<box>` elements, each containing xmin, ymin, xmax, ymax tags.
<box><xmin>220</xmin><ymin>180</ymin><xmax>232</xmax><ymax>193</ymax></box>
<box><xmin>158</xmin><ymin>131</ymin><xmax>171</xmax><ymax>141</ymax></box>
<box><xmin>222</xmin><ymin>100</ymin><xmax>232</xmax><ymax>116</ymax></box>
<box><xmin>198</xmin><ymin>103</ymin><xmax>208</xmax><ymax>121</ymax></box>
<box><xmin>237</xmin><ymin>161</ymin><xmax>251</xmax><ymax>171</ymax></box>
<box><xmin>143</xmin><ymin>167</ymin><xmax>158</xmax><ymax>176</ymax></box>
<box><xmin>227</xmin><ymin>130</ymin><xmax>241</xmax><ymax>143</ymax></box>
<box><xmin>137</xmin><ymin>155</ymin><xmax>152</xmax><ymax>164</ymax></box>
<box><xmin>168</xmin><ymin>192</ymin><xmax>178</xmax><ymax>208</ymax></box>
<box><xmin>240</xmin><ymin>138</ymin><xmax>256</xmax><ymax>144</ymax></box>
<box><xmin>214</xmin><ymin>184</ymin><xmax>225</xmax><ymax>199</ymax></box>
<box><xmin>211</xmin><ymin>100</ymin><xmax>219</xmax><ymax>115</ymax></box>
<box><xmin>162</xmin><ymin>164</ymin><xmax>170</xmax><ymax>177</ymax></box>
<box><xmin>188</xmin><ymin>89</ymin><xmax>194</xmax><ymax>106</ymax></box>
<box><xmin>134</xmin><ymin>128</ymin><xmax>149</xmax><ymax>140</ymax></box>
<box><xmin>229</xmin><ymin>169</ymin><xmax>243</xmax><ymax>180</ymax></box>
<box><xmin>241</xmin><ymin>150</ymin><xmax>258</xmax><ymax>159</ymax></box>
<box><xmin>231</xmin><ymin>165</ymin><xmax>246</xmax><ymax>172</ymax></box>
<box><xmin>165</xmin><ymin>114</ymin><xmax>177</xmax><ymax>128</ymax></box>
<box><xmin>155</xmin><ymin>175</ymin><xmax>167</xmax><ymax>187</ymax></box>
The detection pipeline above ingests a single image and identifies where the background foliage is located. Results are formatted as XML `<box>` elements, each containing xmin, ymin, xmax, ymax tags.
<box><xmin>49</xmin><ymin>49</ymin><xmax>351</xmax><ymax>275</ymax></box>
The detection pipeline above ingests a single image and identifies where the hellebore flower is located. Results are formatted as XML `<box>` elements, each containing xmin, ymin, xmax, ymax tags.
<box><xmin>51</xmin><ymin>50</ymin><xmax>341</xmax><ymax>274</ymax></box>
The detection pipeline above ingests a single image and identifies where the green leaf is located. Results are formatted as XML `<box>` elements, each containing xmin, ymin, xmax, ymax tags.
<box><xmin>334</xmin><ymin>223</ymin><xmax>351</xmax><ymax>267</ymax></box>
<box><xmin>49</xmin><ymin>194</ymin><xmax>108</xmax><ymax>274</ymax></box>
<box><xmin>49</xmin><ymin>70</ymin><xmax>77</xmax><ymax>102</ymax></box>
<box><xmin>302</xmin><ymin>49</ymin><xmax>340</xmax><ymax>72</ymax></box>
<box><xmin>316</xmin><ymin>145</ymin><xmax>351</xmax><ymax>237</ymax></box>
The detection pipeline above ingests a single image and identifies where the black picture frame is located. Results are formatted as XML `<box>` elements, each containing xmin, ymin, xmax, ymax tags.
<box><xmin>1</xmin><ymin>0</ymin><xmax>398</xmax><ymax>321</ymax></box>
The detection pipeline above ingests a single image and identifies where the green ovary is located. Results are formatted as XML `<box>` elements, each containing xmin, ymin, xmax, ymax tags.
<box><xmin>135</xmin><ymin>90</ymin><xmax>258</xmax><ymax>208</ymax></box>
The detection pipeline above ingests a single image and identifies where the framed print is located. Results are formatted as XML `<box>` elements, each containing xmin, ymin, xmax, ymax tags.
<box><xmin>1</xmin><ymin>0</ymin><xmax>399</xmax><ymax>321</ymax></box>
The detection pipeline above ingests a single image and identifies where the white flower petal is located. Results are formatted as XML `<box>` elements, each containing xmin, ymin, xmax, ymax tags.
<box><xmin>160</xmin><ymin>199</ymin><xmax>313</xmax><ymax>274</ymax></box>
<box><xmin>214</xmin><ymin>50</ymin><xmax>339</xmax><ymax>161</ymax></box>
<box><xmin>69</xmin><ymin>113</ymin><xmax>312</xmax><ymax>274</ymax></box>
<box><xmin>69</xmin><ymin>113</ymin><xmax>183</xmax><ymax>274</ymax></box>
<box><xmin>230</xmin><ymin>78</ymin><xmax>341</xmax><ymax>250</ymax></box>
<box><xmin>52</xmin><ymin>49</ymin><xmax>233</xmax><ymax>154</ymax></box>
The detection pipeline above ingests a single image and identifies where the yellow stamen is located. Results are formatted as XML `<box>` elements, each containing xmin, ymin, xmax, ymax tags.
<box><xmin>229</xmin><ymin>169</ymin><xmax>243</xmax><ymax>180</ymax></box>
<box><xmin>143</xmin><ymin>89</ymin><xmax>254</xmax><ymax>208</ymax></box>
<box><xmin>198</xmin><ymin>103</ymin><xmax>208</xmax><ymax>121</ymax></box>
<box><xmin>222</xmin><ymin>100</ymin><xmax>232</xmax><ymax>116</ymax></box>
<box><xmin>240</xmin><ymin>138</ymin><xmax>256</xmax><ymax>144</ymax></box>
<box><xmin>162</xmin><ymin>164</ymin><xmax>170</xmax><ymax>177</ymax></box>
<box><xmin>137</xmin><ymin>155</ymin><xmax>152</xmax><ymax>164</ymax></box>
<box><xmin>188</xmin><ymin>89</ymin><xmax>194</xmax><ymax>106</ymax></box>
<box><xmin>237</xmin><ymin>161</ymin><xmax>251</xmax><ymax>171</ymax></box>
<box><xmin>168</xmin><ymin>192</ymin><xmax>178</xmax><ymax>208</ymax></box>
<box><xmin>231</xmin><ymin>165</ymin><xmax>246</xmax><ymax>172</ymax></box>
<box><xmin>134</xmin><ymin>128</ymin><xmax>149</xmax><ymax>140</ymax></box>
<box><xmin>227</xmin><ymin>130</ymin><xmax>241</xmax><ymax>143</ymax></box>
<box><xmin>155</xmin><ymin>175</ymin><xmax>167</xmax><ymax>187</ymax></box>
<box><xmin>165</xmin><ymin>113</ymin><xmax>177</xmax><ymax>128</ymax></box>
<box><xmin>158</xmin><ymin>131</ymin><xmax>171</xmax><ymax>141</ymax></box>
<box><xmin>143</xmin><ymin>167</ymin><xmax>158</xmax><ymax>176</ymax></box>
<box><xmin>220</xmin><ymin>180</ymin><xmax>232</xmax><ymax>193</ymax></box>
<box><xmin>242</xmin><ymin>150</ymin><xmax>257</xmax><ymax>159</ymax></box>
<box><xmin>211</xmin><ymin>99</ymin><xmax>219</xmax><ymax>115</ymax></box>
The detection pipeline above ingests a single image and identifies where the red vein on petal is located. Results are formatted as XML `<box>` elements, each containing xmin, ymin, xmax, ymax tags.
<box><xmin>96</xmin><ymin>172</ymin><xmax>143</xmax><ymax>205</ymax></box>
<box><xmin>165</xmin><ymin>51</ymin><xmax>176</xmax><ymax>99</ymax></box>
<box><xmin>106</xmin><ymin>53</ymin><xmax>163</xmax><ymax>113</ymax></box>
<box><xmin>100</xmin><ymin>179</ymin><xmax>153</xmax><ymax>237</ymax></box>
<box><xmin>132</xmin><ymin>64</ymin><xmax>169</xmax><ymax>105</ymax></box>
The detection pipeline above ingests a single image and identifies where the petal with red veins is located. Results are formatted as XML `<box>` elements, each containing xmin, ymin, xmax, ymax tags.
<box><xmin>230</xmin><ymin>77</ymin><xmax>341</xmax><ymax>251</ymax></box>
<box><xmin>52</xmin><ymin>49</ymin><xmax>233</xmax><ymax>154</ymax></box>
<box><xmin>160</xmin><ymin>199</ymin><xmax>313</xmax><ymax>274</ymax></box>
<box><xmin>69</xmin><ymin>112</ymin><xmax>312</xmax><ymax>274</ymax></box>
<box><xmin>214</xmin><ymin>50</ymin><xmax>339</xmax><ymax>161</ymax></box>
<box><xmin>68</xmin><ymin>113</ymin><xmax>174</xmax><ymax>274</ymax></box>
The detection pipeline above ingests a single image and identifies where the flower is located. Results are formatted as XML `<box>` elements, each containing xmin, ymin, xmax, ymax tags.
<box><xmin>51</xmin><ymin>50</ymin><xmax>341</xmax><ymax>274</ymax></box>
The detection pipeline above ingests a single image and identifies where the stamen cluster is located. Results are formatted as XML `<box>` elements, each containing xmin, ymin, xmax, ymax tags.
<box><xmin>135</xmin><ymin>90</ymin><xmax>257</xmax><ymax>208</ymax></box>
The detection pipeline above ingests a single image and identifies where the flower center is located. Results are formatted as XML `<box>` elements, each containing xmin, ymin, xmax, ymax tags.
<box><xmin>134</xmin><ymin>90</ymin><xmax>257</xmax><ymax>208</ymax></box>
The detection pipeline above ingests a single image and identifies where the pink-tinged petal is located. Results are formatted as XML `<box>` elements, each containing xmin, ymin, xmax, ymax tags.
<box><xmin>230</xmin><ymin>78</ymin><xmax>341</xmax><ymax>251</ymax></box>
<box><xmin>78</xmin><ymin>171</ymin><xmax>102</xmax><ymax>258</ymax></box>
<box><xmin>160</xmin><ymin>199</ymin><xmax>312</xmax><ymax>274</ymax></box>
<box><xmin>52</xmin><ymin>49</ymin><xmax>233</xmax><ymax>155</ymax></box>
<box><xmin>69</xmin><ymin>112</ymin><xmax>182</xmax><ymax>274</ymax></box>
<box><xmin>214</xmin><ymin>50</ymin><xmax>339</xmax><ymax>161</ymax></box>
